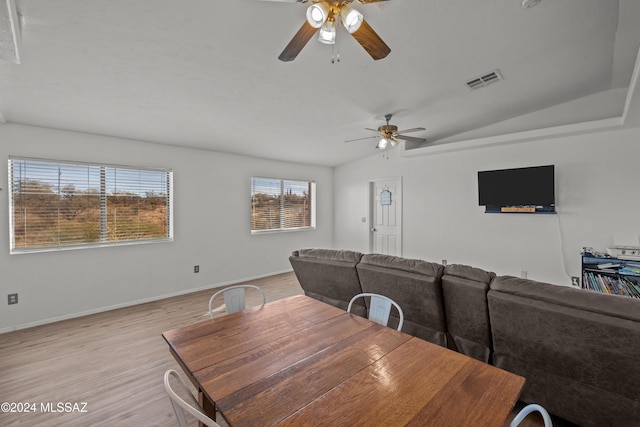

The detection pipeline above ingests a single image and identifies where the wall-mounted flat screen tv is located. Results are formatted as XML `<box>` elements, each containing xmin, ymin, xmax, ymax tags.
<box><xmin>478</xmin><ymin>165</ymin><xmax>555</xmax><ymax>208</ymax></box>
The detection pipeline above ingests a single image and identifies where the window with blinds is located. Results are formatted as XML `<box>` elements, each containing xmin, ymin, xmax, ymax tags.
<box><xmin>9</xmin><ymin>157</ymin><xmax>173</xmax><ymax>253</ymax></box>
<box><xmin>251</xmin><ymin>177</ymin><xmax>315</xmax><ymax>233</ymax></box>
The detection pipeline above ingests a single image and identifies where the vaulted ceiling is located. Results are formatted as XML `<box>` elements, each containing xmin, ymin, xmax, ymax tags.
<box><xmin>0</xmin><ymin>0</ymin><xmax>639</xmax><ymax>167</ymax></box>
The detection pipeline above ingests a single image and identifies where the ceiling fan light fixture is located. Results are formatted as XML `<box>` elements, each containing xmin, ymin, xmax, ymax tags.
<box><xmin>306</xmin><ymin>3</ymin><xmax>329</xmax><ymax>29</ymax></box>
<box><xmin>376</xmin><ymin>137</ymin><xmax>389</xmax><ymax>150</ymax></box>
<box><xmin>390</xmin><ymin>138</ymin><xmax>399</xmax><ymax>147</ymax></box>
<box><xmin>340</xmin><ymin>5</ymin><xmax>363</xmax><ymax>33</ymax></box>
<box><xmin>317</xmin><ymin>18</ymin><xmax>336</xmax><ymax>45</ymax></box>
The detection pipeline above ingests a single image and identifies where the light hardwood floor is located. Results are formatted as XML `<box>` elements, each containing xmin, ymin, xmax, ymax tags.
<box><xmin>0</xmin><ymin>272</ymin><xmax>568</xmax><ymax>427</ymax></box>
<box><xmin>0</xmin><ymin>272</ymin><xmax>301</xmax><ymax>427</ymax></box>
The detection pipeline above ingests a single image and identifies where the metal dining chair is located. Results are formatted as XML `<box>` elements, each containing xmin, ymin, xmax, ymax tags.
<box><xmin>347</xmin><ymin>292</ymin><xmax>404</xmax><ymax>331</ymax></box>
<box><xmin>510</xmin><ymin>403</ymin><xmax>553</xmax><ymax>427</ymax></box>
<box><xmin>208</xmin><ymin>284</ymin><xmax>266</xmax><ymax>319</ymax></box>
<box><xmin>163</xmin><ymin>369</ymin><xmax>220</xmax><ymax>427</ymax></box>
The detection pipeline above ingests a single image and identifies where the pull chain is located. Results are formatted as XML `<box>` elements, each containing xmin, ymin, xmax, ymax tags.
<box><xmin>331</xmin><ymin>29</ymin><xmax>340</xmax><ymax>63</ymax></box>
<box><xmin>331</xmin><ymin>42</ymin><xmax>340</xmax><ymax>63</ymax></box>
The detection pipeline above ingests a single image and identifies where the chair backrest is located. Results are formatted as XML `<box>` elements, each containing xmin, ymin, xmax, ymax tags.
<box><xmin>163</xmin><ymin>370</ymin><xmax>220</xmax><ymax>427</ymax></box>
<box><xmin>510</xmin><ymin>404</ymin><xmax>553</xmax><ymax>427</ymax></box>
<box><xmin>209</xmin><ymin>284</ymin><xmax>266</xmax><ymax>319</ymax></box>
<box><xmin>347</xmin><ymin>292</ymin><xmax>404</xmax><ymax>331</ymax></box>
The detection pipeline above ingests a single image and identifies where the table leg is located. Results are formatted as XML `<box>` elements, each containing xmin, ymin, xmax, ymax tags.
<box><xmin>199</xmin><ymin>389</ymin><xmax>217</xmax><ymax>424</ymax></box>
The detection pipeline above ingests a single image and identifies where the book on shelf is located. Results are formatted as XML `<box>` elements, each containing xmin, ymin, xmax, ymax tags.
<box><xmin>597</xmin><ymin>262</ymin><xmax>621</xmax><ymax>269</ymax></box>
<box><xmin>619</xmin><ymin>267</ymin><xmax>640</xmax><ymax>275</ymax></box>
<box><xmin>582</xmin><ymin>271</ymin><xmax>640</xmax><ymax>298</ymax></box>
<box><xmin>590</xmin><ymin>268</ymin><xmax>617</xmax><ymax>274</ymax></box>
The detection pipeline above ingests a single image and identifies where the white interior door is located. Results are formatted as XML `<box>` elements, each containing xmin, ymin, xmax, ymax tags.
<box><xmin>370</xmin><ymin>178</ymin><xmax>402</xmax><ymax>256</ymax></box>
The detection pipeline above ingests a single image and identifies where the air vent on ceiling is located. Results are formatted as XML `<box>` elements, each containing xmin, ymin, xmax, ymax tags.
<box><xmin>465</xmin><ymin>69</ymin><xmax>503</xmax><ymax>91</ymax></box>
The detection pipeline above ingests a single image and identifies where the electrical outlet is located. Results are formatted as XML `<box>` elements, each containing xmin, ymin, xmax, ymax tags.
<box><xmin>8</xmin><ymin>293</ymin><xmax>18</xmax><ymax>305</ymax></box>
<box><xmin>571</xmin><ymin>276</ymin><xmax>580</xmax><ymax>287</ymax></box>
<box><xmin>194</xmin><ymin>265</ymin><xmax>199</xmax><ymax>273</ymax></box>
<box><xmin>521</xmin><ymin>270</ymin><xmax>528</xmax><ymax>279</ymax></box>
<box><xmin>442</xmin><ymin>259</ymin><xmax>448</xmax><ymax>266</ymax></box>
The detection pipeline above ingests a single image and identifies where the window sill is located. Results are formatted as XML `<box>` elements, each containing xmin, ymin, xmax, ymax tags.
<box><xmin>10</xmin><ymin>238</ymin><xmax>174</xmax><ymax>255</ymax></box>
<box><xmin>251</xmin><ymin>227</ymin><xmax>316</xmax><ymax>236</ymax></box>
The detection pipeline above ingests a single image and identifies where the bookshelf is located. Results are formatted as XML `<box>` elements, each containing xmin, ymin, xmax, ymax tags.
<box><xmin>581</xmin><ymin>253</ymin><xmax>640</xmax><ymax>298</ymax></box>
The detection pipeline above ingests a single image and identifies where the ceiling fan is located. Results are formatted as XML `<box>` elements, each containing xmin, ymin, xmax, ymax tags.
<box><xmin>345</xmin><ymin>114</ymin><xmax>427</xmax><ymax>150</ymax></box>
<box><xmin>261</xmin><ymin>0</ymin><xmax>391</xmax><ymax>62</ymax></box>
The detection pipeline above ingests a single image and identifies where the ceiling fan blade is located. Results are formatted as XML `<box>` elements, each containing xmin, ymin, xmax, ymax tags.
<box><xmin>259</xmin><ymin>0</ymin><xmax>309</xmax><ymax>2</ymax></box>
<box><xmin>364</xmin><ymin>128</ymin><xmax>380</xmax><ymax>133</ymax></box>
<box><xmin>345</xmin><ymin>135</ymin><xmax>379</xmax><ymax>143</ymax></box>
<box><xmin>359</xmin><ymin>0</ymin><xmax>392</xmax><ymax>10</ymax></box>
<box><xmin>350</xmin><ymin>19</ymin><xmax>390</xmax><ymax>60</ymax></box>
<box><xmin>395</xmin><ymin>134</ymin><xmax>427</xmax><ymax>143</ymax></box>
<box><xmin>396</xmin><ymin>127</ymin><xmax>426</xmax><ymax>134</ymax></box>
<box><xmin>278</xmin><ymin>21</ymin><xmax>318</xmax><ymax>62</ymax></box>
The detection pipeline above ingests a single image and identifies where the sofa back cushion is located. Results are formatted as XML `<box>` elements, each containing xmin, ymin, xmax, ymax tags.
<box><xmin>289</xmin><ymin>249</ymin><xmax>366</xmax><ymax>316</ymax></box>
<box><xmin>356</xmin><ymin>254</ymin><xmax>446</xmax><ymax>345</ymax></box>
<box><xmin>488</xmin><ymin>276</ymin><xmax>640</xmax><ymax>427</ymax></box>
<box><xmin>442</xmin><ymin>264</ymin><xmax>495</xmax><ymax>363</ymax></box>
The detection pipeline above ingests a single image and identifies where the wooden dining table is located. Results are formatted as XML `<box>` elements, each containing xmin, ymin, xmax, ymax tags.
<box><xmin>162</xmin><ymin>294</ymin><xmax>524</xmax><ymax>426</ymax></box>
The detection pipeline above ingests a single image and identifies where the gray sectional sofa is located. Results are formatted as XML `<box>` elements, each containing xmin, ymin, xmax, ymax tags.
<box><xmin>289</xmin><ymin>248</ymin><xmax>640</xmax><ymax>427</ymax></box>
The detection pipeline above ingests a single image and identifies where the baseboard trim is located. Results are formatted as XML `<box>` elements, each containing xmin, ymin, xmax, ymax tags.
<box><xmin>0</xmin><ymin>269</ymin><xmax>293</xmax><ymax>334</ymax></box>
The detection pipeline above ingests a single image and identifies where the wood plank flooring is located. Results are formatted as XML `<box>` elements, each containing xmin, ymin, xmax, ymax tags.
<box><xmin>0</xmin><ymin>272</ymin><xmax>571</xmax><ymax>427</ymax></box>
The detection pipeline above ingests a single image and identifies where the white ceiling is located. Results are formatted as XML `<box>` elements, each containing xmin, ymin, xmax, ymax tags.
<box><xmin>0</xmin><ymin>0</ymin><xmax>639</xmax><ymax>167</ymax></box>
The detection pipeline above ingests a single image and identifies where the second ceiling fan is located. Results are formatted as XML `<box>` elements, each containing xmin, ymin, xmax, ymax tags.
<box><xmin>263</xmin><ymin>0</ymin><xmax>391</xmax><ymax>62</ymax></box>
<box><xmin>346</xmin><ymin>114</ymin><xmax>427</xmax><ymax>149</ymax></box>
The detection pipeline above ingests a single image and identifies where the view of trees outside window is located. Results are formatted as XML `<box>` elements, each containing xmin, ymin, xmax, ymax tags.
<box><xmin>251</xmin><ymin>177</ymin><xmax>314</xmax><ymax>232</ymax></box>
<box><xmin>10</xmin><ymin>158</ymin><xmax>172</xmax><ymax>252</ymax></box>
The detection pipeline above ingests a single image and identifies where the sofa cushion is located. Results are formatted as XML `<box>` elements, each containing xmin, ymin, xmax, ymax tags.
<box><xmin>356</xmin><ymin>254</ymin><xmax>446</xmax><ymax>345</ymax></box>
<box><xmin>359</xmin><ymin>253</ymin><xmax>442</xmax><ymax>276</ymax></box>
<box><xmin>442</xmin><ymin>264</ymin><xmax>495</xmax><ymax>363</ymax></box>
<box><xmin>289</xmin><ymin>249</ymin><xmax>366</xmax><ymax>316</ymax></box>
<box><xmin>490</xmin><ymin>276</ymin><xmax>640</xmax><ymax>322</ymax></box>
<box><xmin>488</xmin><ymin>276</ymin><xmax>640</xmax><ymax>427</ymax></box>
<box><xmin>297</xmin><ymin>248</ymin><xmax>363</xmax><ymax>264</ymax></box>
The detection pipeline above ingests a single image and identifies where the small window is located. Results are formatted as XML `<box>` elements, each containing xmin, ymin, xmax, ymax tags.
<box><xmin>9</xmin><ymin>157</ymin><xmax>173</xmax><ymax>253</ymax></box>
<box><xmin>251</xmin><ymin>177</ymin><xmax>315</xmax><ymax>233</ymax></box>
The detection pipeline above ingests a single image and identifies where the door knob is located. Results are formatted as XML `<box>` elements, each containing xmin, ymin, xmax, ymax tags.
<box><xmin>371</xmin><ymin>228</ymin><xmax>377</xmax><ymax>232</ymax></box>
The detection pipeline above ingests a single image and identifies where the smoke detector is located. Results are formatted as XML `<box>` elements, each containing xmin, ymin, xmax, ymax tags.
<box><xmin>522</xmin><ymin>0</ymin><xmax>542</xmax><ymax>9</ymax></box>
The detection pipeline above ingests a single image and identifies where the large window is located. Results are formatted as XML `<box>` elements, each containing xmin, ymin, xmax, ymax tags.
<box><xmin>9</xmin><ymin>157</ymin><xmax>173</xmax><ymax>253</ymax></box>
<box><xmin>251</xmin><ymin>177</ymin><xmax>315</xmax><ymax>233</ymax></box>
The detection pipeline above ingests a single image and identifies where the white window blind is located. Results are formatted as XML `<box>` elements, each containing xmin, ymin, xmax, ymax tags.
<box><xmin>251</xmin><ymin>177</ymin><xmax>315</xmax><ymax>233</ymax></box>
<box><xmin>9</xmin><ymin>157</ymin><xmax>173</xmax><ymax>253</ymax></box>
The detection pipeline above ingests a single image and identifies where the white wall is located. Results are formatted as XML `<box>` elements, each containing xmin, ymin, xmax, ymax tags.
<box><xmin>334</xmin><ymin>124</ymin><xmax>640</xmax><ymax>286</ymax></box>
<box><xmin>0</xmin><ymin>124</ymin><xmax>333</xmax><ymax>331</ymax></box>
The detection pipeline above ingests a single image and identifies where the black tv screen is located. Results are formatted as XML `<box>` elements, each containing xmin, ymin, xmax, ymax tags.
<box><xmin>478</xmin><ymin>165</ymin><xmax>555</xmax><ymax>206</ymax></box>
